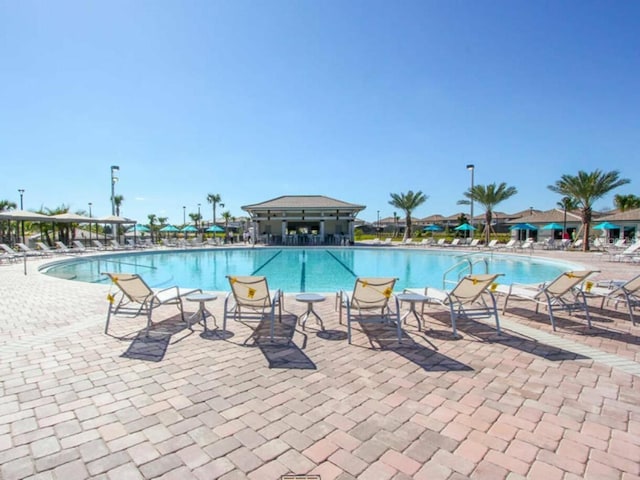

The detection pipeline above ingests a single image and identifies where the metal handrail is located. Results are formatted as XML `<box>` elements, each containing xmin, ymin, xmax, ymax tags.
<box><xmin>442</xmin><ymin>255</ymin><xmax>491</xmax><ymax>289</ymax></box>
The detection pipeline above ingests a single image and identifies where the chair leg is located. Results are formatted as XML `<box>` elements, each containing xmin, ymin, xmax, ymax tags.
<box><xmin>105</xmin><ymin>304</ymin><xmax>113</xmax><ymax>334</ymax></box>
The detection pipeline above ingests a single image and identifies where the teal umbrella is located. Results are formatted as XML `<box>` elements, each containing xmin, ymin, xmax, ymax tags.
<box><xmin>509</xmin><ymin>223</ymin><xmax>537</xmax><ymax>231</ymax></box>
<box><xmin>423</xmin><ymin>224</ymin><xmax>443</xmax><ymax>232</ymax></box>
<box><xmin>593</xmin><ymin>222</ymin><xmax>620</xmax><ymax>230</ymax></box>
<box><xmin>181</xmin><ymin>225</ymin><xmax>197</xmax><ymax>233</ymax></box>
<box><xmin>454</xmin><ymin>223</ymin><xmax>475</xmax><ymax>231</ymax></box>
<box><xmin>206</xmin><ymin>225</ymin><xmax>224</xmax><ymax>233</ymax></box>
<box><xmin>126</xmin><ymin>224</ymin><xmax>150</xmax><ymax>233</ymax></box>
<box><xmin>542</xmin><ymin>222</ymin><xmax>564</xmax><ymax>230</ymax></box>
<box><xmin>160</xmin><ymin>225</ymin><xmax>180</xmax><ymax>232</ymax></box>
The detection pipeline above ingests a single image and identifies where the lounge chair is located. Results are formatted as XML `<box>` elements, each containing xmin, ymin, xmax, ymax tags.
<box><xmin>92</xmin><ymin>240</ymin><xmax>106</xmax><ymax>250</ymax></box>
<box><xmin>608</xmin><ymin>242</ymin><xmax>640</xmax><ymax>262</ymax></box>
<box><xmin>485</xmin><ymin>239</ymin><xmax>499</xmax><ymax>249</ymax></box>
<box><xmin>110</xmin><ymin>239</ymin><xmax>130</xmax><ymax>250</ymax></box>
<box><xmin>223</xmin><ymin>276</ymin><xmax>283</xmax><ymax>342</ymax></box>
<box><xmin>55</xmin><ymin>241</ymin><xmax>75</xmax><ymax>254</ymax></box>
<box><xmin>445</xmin><ymin>238</ymin><xmax>462</xmax><ymax>248</ymax></box>
<box><xmin>420</xmin><ymin>273</ymin><xmax>503</xmax><ymax>337</ymax></box>
<box><xmin>17</xmin><ymin>242</ymin><xmax>45</xmax><ymax>257</ymax></box>
<box><xmin>586</xmin><ymin>274</ymin><xmax>640</xmax><ymax>326</ymax></box>
<box><xmin>72</xmin><ymin>240</ymin><xmax>88</xmax><ymax>253</ymax></box>
<box><xmin>499</xmin><ymin>239</ymin><xmax>518</xmax><ymax>251</ymax></box>
<box><xmin>497</xmin><ymin>270</ymin><xmax>597</xmax><ymax>330</ymax></box>
<box><xmin>0</xmin><ymin>244</ymin><xmax>20</xmax><ymax>262</ymax></box>
<box><xmin>517</xmin><ymin>238</ymin><xmax>534</xmax><ymax>253</ymax></box>
<box><xmin>103</xmin><ymin>272</ymin><xmax>202</xmax><ymax>335</ymax></box>
<box><xmin>338</xmin><ymin>277</ymin><xmax>402</xmax><ymax>345</ymax></box>
<box><xmin>36</xmin><ymin>242</ymin><xmax>61</xmax><ymax>256</ymax></box>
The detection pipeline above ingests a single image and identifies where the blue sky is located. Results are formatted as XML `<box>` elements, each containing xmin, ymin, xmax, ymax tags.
<box><xmin>1</xmin><ymin>0</ymin><xmax>638</xmax><ymax>224</ymax></box>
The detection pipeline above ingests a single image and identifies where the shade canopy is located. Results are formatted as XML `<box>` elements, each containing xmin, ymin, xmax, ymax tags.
<box><xmin>423</xmin><ymin>224</ymin><xmax>444</xmax><ymax>232</ymax></box>
<box><xmin>98</xmin><ymin>215</ymin><xmax>136</xmax><ymax>224</ymax></box>
<box><xmin>127</xmin><ymin>224</ymin><xmax>150</xmax><ymax>233</ymax></box>
<box><xmin>0</xmin><ymin>209</ymin><xmax>52</xmax><ymax>221</ymax></box>
<box><xmin>454</xmin><ymin>223</ymin><xmax>476</xmax><ymax>231</ymax></box>
<box><xmin>593</xmin><ymin>221</ymin><xmax>620</xmax><ymax>230</ymax></box>
<box><xmin>181</xmin><ymin>225</ymin><xmax>198</xmax><ymax>232</ymax></box>
<box><xmin>50</xmin><ymin>212</ymin><xmax>93</xmax><ymax>223</ymax></box>
<box><xmin>509</xmin><ymin>223</ymin><xmax>538</xmax><ymax>231</ymax></box>
<box><xmin>542</xmin><ymin>222</ymin><xmax>564</xmax><ymax>230</ymax></box>
<box><xmin>159</xmin><ymin>225</ymin><xmax>180</xmax><ymax>232</ymax></box>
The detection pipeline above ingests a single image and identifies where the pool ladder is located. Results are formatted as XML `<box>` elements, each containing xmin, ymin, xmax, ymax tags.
<box><xmin>442</xmin><ymin>254</ymin><xmax>491</xmax><ymax>289</ymax></box>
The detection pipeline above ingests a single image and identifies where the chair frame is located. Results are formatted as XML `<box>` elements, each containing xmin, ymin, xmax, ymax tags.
<box><xmin>588</xmin><ymin>274</ymin><xmax>640</xmax><ymax>326</ymax></box>
<box><xmin>338</xmin><ymin>277</ymin><xmax>402</xmax><ymax>345</ymax></box>
<box><xmin>103</xmin><ymin>272</ymin><xmax>202</xmax><ymax>335</ymax></box>
<box><xmin>500</xmin><ymin>270</ymin><xmax>597</xmax><ymax>330</ymax></box>
<box><xmin>223</xmin><ymin>275</ymin><xmax>283</xmax><ymax>341</ymax></box>
<box><xmin>423</xmin><ymin>273</ymin><xmax>503</xmax><ymax>337</ymax></box>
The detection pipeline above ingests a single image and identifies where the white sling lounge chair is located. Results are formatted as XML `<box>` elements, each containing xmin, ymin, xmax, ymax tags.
<box><xmin>586</xmin><ymin>274</ymin><xmax>640</xmax><ymax>326</ymax></box>
<box><xmin>422</xmin><ymin>273</ymin><xmax>503</xmax><ymax>337</ymax></box>
<box><xmin>338</xmin><ymin>277</ymin><xmax>401</xmax><ymax>345</ymax></box>
<box><xmin>223</xmin><ymin>276</ymin><xmax>283</xmax><ymax>342</ymax></box>
<box><xmin>104</xmin><ymin>272</ymin><xmax>202</xmax><ymax>335</ymax></box>
<box><xmin>497</xmin><ymin>270</ymin><xmax>597</xmax><ymax>331</ymax></box>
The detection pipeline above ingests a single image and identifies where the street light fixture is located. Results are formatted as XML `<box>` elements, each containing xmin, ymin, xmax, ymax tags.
<box><xmin>18</xmin><ymin>189</ymin><xmax>25</xmax><ymax>243</ymax></box>
<box><xmin>377</xmin><ymin>210</ymin><xmax>380</xmax><ymax>239</ymax></box>
<box><xmin>88</xmin><ymin>202</ymin><xmax>93</xmax><ymax>242</ymax></box>
<box><xmin>466</xmin><ymin>164</ymin><xmax>475</xmax><ymax>237</ymax></box>
<box><xmin>110</xmin><ymin>165</ymin><xmax>120</xmax><ymax>215</ymax></box>
<box><xmin>182</xmin><ymin>206</ymin><xmax>186</xmax><ymax>226</ymax></box>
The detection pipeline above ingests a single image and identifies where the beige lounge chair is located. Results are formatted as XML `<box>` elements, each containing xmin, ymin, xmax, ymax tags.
<box><xmin>422</xmin><ymin>273</ymin><xmax>503</xmax><ymax>337</ymax></box>
<box><xmin>103</xmin><ymin>272</ymin><xmax>202</xmax><ymax>335</ymax></box>
<box><xmin>93</xmin><ymin>240</ymin><xmax>107</xmax><ymax>250</ymax></box>
<box><xmin>497</xmin><ymin>270</ymin><xmax>597</xmax><ymax>330</ymax></box>
<box><xmin>223</xmin><ymin>276</ymin><xmax>283</xmax><ymax>341</ymax></box>
<box><xmin>17</xmin><ymin>242</ymin><xmax>45</xmax><ymax>257</ymax></box>
<box><xmin>609</xmin><ymin>242</ymin><xmax>640</xmax><ymax>262</ymax></box>
<box><xmin>586</xmin><ymin>274</ymin><xmax>640</xmax><ymax>326</ymax></box>
<box><xmin>338</xmin><ymin>277</ymin><xmax>401</xmax><ymax>344</ymax></box>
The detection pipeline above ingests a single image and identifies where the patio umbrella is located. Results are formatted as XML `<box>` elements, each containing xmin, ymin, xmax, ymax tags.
<box><xmin>159</xmin><ymin>225</ymin><xmax>179</xmax><ymax>232</ymax></box>
<box><xmin>509</xmin><ymin>223</ymin><xmax>538</xmax><ymax>231</ymax></box>
<box><xmin>423</xmin><ymin>224</ymin><xmax>443</xmax><ymax>232</ymax></box>
<box><xmin>126</xmin><ymin>224</ymin><xmax>150</xmax><ymax>233</ymax></box>
<box><xmin>593</xmin><ymin>221</ymin><xmax>620</xmax><ymax>230</ymax></box>
<box><xmin>206</xmin><ymin>225</ymin><xmax>224</xmax><ymax>233</ymax></box>
<box><xmin>542</xmin><ymin>222</ymin><xmax>564</xmax><ymax>230</ymax></box>
<box><xmin>454</xmin><ymin>223</ymin><xmax>475</xmax><ymax>231</ymax></box>
<box><xmin>181</xmin><ymin>225</ymin><xmax>197</xmax><ymax>233</ymax></box>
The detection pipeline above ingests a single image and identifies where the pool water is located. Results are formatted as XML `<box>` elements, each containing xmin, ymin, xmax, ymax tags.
<box><xmin>40</xmin><ymin>247</ymin><xmax>582</xmax><ymax>293</ymax></box>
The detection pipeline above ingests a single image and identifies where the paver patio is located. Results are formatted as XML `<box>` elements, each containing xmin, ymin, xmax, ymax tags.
<box><xmin>0</xmin><ymin>247</ymin><xmax>639</xmax><ymax>479</ymax></box>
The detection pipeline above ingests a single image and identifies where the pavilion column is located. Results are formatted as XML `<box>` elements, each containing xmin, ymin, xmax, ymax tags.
<box><xmin>281</xmin><ymin>220</ymin><xmax>287</xmax><ymax>243</ymax></box>
<box><xmin>320</xmin><ymin>220</ymin><xmax>325</xmax><ymax>243</ymax></box>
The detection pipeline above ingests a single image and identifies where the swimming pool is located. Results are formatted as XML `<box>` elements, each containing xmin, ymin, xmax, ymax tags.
<box><xmin>40</xmin><ymin>247</ymin><xmax>583</xmax><ymax>293</ymax></box>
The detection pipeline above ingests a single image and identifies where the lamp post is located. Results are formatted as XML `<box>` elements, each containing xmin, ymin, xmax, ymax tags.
<box><xmin>466</xmin><ymin>164</ymin><xmax>475</xmax><ymax>238</ymax></box>
<box><xmin>110</xmin><ymin>166</ymin><xmax>120</xmax><ymax>215</ymax></box>
<box><xmin>18</xmin><ymin>189</ymin><xmax>25</xmax><ymax>243</ymax></box>
<box><xmin>88</xmin><ymin>202</ymin><xmax>93</xmax><ymax>242</ymax></box>
<box><xmin>182</xmin><ymin>206</ymin><xmax>186</xmax><ymax>226</ymax></box>
<box><xmin>377</xmin><ymin>210</ymin><xmax>380</xmax><ymax>239</ymax></box>
<box><xmin>197</xmin><ymin>203</ymin><xmax>201</xmax><ymax>233</ymax></box>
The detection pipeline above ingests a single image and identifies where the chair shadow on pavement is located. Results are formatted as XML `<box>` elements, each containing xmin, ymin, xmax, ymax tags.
<box><xmin>242</xmin><ymin>312</ymin><xmax>317</xmax><ymax>370</ymax></box>
<box><xmin>505</xmin><ymin>306</ymin><xmax>640</xmax><ymax>347</ymax></box>
<box><xmin>120</xmin><ymin>314</ymin><xmax>192</xmax><ymax>362</ymax></box>
<box><xmin>358</xmin><ymin>322</ymin><xmax>473</xmax><ymax>372</ymax></box>
<box><xmin>424</xmin><ymin>310</ymin><xmax>590</xmax><ymax>362</ymax></box>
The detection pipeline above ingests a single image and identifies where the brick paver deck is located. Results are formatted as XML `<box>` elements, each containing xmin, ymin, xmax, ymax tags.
<box><xmin>1</xmin><ymin>246</ymin><xmax>639</xmax><ymax>479</ymax></box>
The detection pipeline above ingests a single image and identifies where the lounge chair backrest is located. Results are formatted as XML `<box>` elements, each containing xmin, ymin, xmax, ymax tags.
<box><xmin>622</xmin><ymin>274</ymin><xmax>640</xmax><ymax>293</ymax></box>
<box><xmin>351</xmin><ymin>277</ymin><xmax>396</xmax><ymax>311</ymax></box>
<box><xmin>105</xmin><ymin>273</ymin><xmax>153</xmax><ymax>303</ymax></box>
<box><xmin>487</xmin><ymin>240</ymin><xmax>498</xmax><ymax>248</ymax></box>
<box><xmin>450</xmin><ymin>273</ymin><xmax>501</xmax><ymax>304</ymax></box>
<box><xmin>544</xmin><ymin>271</ymin><xmax>594</xmax><ymax>297</ymax></box>
<box><xmin>621</xmin><ymin>242</ymin><xmax>640</xmax><ymax>255</ymax></box>
<box><xmin>227</xmin><ymin>275</ymin><xmax>272</xmax><ymax>309</ymax></box>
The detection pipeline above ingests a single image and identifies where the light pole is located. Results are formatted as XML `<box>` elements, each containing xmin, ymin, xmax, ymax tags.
<box><xmin>18</xmin><ymin>189</ymin><xmax>25</xmax><ymax>243</ymax></box>
<box><xmin>466</xmin><ymin>164</ymin><xmax>475</xmax><ymax>238</ymax></box>
<box><xmin>377</xmin><ymin>210</ymin><xmax>380</xmax><ymax>239</ymax></box>
<box><xmin>182</xmin><ymin>206</ymin><xmax>186</xmax><ymax>226</ymax></box>
<box><xmin>197</xmin><ymin>203</ymin><xmax>201</xmax><ymax>233</ymax></box>
<box><xmin>110</xmin><ymin>165</ymin><xmax>120</xmax><ymax>215</ymax></box>
<box><xmin>88</xmin><ymin>202</ymin><xmax>93</xmax><ymax>242</ymax></box>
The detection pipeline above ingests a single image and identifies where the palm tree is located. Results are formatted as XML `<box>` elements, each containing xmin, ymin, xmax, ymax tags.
<box><xmin>556</xmin><ymin>196</ymin><xmax>578</xmax><ymax>240</ymax></box>
<box><xmin>548</xmin><ymin>170</ymin><xmax>630</xmax><ymax>251</ymax></box>
<box><xmin>388</xmin><ymin>191</ymin><xmax>428</xmax><ymax>241</ymax></box>
<box><xmin>222</xmin><ymin>211</ymin><xmax>232</xmax><ymax>243</ymax></box>
<box><xmin>207</xmin><ymin>193</ymin><xmax>223</xmax><ymax>227</ymax></box>
<box><xmin>114</xmin><ymin>195</ymin><xmax>124</xmax><ymax>216</ymax></box>
<box><xmin>147</xmin><ymin>214</ymin><xmax>157</xmax><ymax>242</ymax></box>
<box><xmin>613</xmin><ymin>194</ymin><xmax>640</xmax><ymax>212</ymax></box>
<box><xmin>462</xmin><ymin>183</ymin><xmax>518</xmax><ymax>244</ymax></box>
